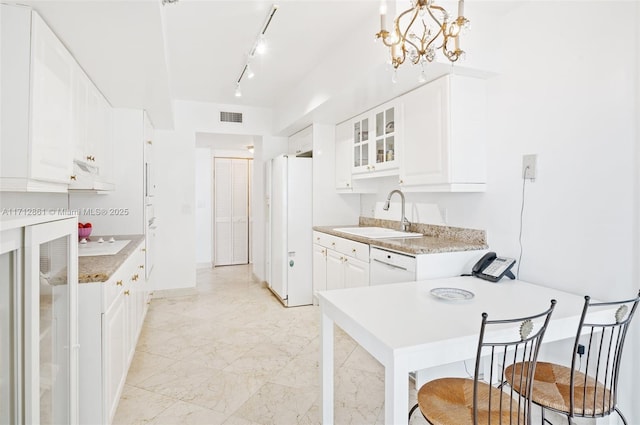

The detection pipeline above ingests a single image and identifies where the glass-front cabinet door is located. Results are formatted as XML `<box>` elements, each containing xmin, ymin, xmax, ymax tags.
<box><xmin>1</xmin><ymin>215</ymin><xmax>78</xmax><ymax>425</ymax></box>
<box><xmin>352</xmin><ymin>116</ymin><xmax>370</xmax><ymax>173</ymax></box>
<box><xmin>351</xmin><ymin>102</ymin><xmax>399</xmax><ymax>176</ymax></box>
<box><xmin>1</xmin><ymin>228</ymin><xmax>22</xmax><ymax>425</ymax></box>
<box><xmin>374</xmin><ymin>104</ymin><xmax>398</xmax><ymax>170</ymax></box>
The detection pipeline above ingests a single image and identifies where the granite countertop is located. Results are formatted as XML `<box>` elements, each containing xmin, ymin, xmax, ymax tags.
<box><xmin>313</xmin><ymin>217</ymin><xmax>487</xmax><ymax>255</ymax></box>
<box><xmin>78</xmin><ymin>234</ymin><xmax>145</xmax><ymax>283</ymax></box>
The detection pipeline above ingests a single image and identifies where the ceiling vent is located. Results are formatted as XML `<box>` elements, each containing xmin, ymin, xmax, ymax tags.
<box><xmin>220</xmin><ymin>111</ymin><xmax>243</xmax><ymax>123</ymax></box>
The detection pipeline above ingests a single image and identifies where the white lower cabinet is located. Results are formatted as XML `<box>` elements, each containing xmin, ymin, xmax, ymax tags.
<box><xmin>312</xmin><ymin>231</ymin><xmax>370</xmax><ymax>299</ymax></box>
<box><xmin>78</xmin><ymin>240</ymin><xmax>147</xmax><ymax>425</ymax></box>
<box><xmin>313</xmin><ymin>230</ymin><xmax>487</xmax><ymax>299</ymax></box>
<box><xmin>325</xmin><ymin>250</ymin><xmax>345</xmax><ymax>291</ymax></box>
<box><xmin>104</xmin><ymin>293</ymin><xmax>126</xmax><ymax>423</ymax></box>
<box><xmin>343</xmin><ymin>255</ymin><xmax>368</xmax><ymax>289</ymax></box>
<box><xmin>1</xmin><ymin>215</ymin><xmax>79</xmax><ymax>424</ymax></box>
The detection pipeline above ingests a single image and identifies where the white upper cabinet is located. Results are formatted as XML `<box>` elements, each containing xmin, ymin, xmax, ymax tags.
<box><xmin>351</xmin><ymin>100</ymin><xmax>400</xmax><ymax>178</ymax></box>
<box><xmin>288</xmin><ymin>126</ymin><xmax>313</xmax><ymax>156</ymax></box>
<box><xmin>399</xmin><ymin>74</ymin><xmax>487</xmax><ymax>192</ymax></box>
<box><xmin>30</xmin><ymin>12</ymin><xmax>74</xmax><ymax>185</ymax></box>
<box><xmin>1</xmin><ymin>5</ymin><xmax>74</xmax><ymax>192</ymax></box>
<box><xmin>334</xmin><ymin>120</ymin><xmax>353</xmax><ymax>191</ymax></box>
<box><xmin>69</xmin><ymin>40</ymin><xmax>114</xmax><ymax>190</ymax></box>
<box><xmin>0</xmin><ymin>5</ymin><xmax>114</xmax><ymax>192</ymax></box>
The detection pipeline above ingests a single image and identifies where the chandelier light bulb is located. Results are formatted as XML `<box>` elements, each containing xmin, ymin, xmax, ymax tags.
<box><xmin>234</xmin><ymin>83</ymin><xmax>242</xmax><ymax>97</ymax></box>
<box><xmin>246</xmin><ymin>64</ymin><xmax>255</xmax><ymax>79</ymax></box>
<box><xmin>255</xmin><ymin>35</ymin><xmax>267</xmax><ymax>55</ymax></box>
<box><xmin>418</xmin><ymin>65</ymin><xmax>427</xmax><ymax>83</ymax></box>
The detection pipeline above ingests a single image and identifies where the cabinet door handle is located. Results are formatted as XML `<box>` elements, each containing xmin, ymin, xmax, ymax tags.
<box><xmin>124</xmin><ymin>290</ymin><xmax>130</xmax><ymax>296</ymax></box>
<box><xmin>346</xmin><ymin>183</ymin><xmax>350</xmax><ymax>187</ymax></box>
<box><xmin>331</xmin><ymin>242</ymin><xmax>336</xmax><ymax>247</ymax></box>
<box><xmin>352</xmin><ymin>248</ymin><xmax>357</xmax><ymax>253</ymax></box>
<box><xmin>116</xmin><ymin>280</ymin><xmax>123</xmax><ymax>286</ymax></box>
<box><xmin>132</xmin><ymin>274</ymin><xmax>139</xmax><ymax>281</ymax></box>
<box><xmin>70</xmin><ymin>175</ymin><xmax>77</xmax><ymax>181</ymax></box>
<box><xmin>399</xmin><ymin>179</ymin><xmax>404</xmax><ymax>184</ymax></box>
<box><xmin>139</xmin><ymin>265</ymin><xmax>144</xmax><ymax>269</ymax></box>
<box><xmin>146</xmin><ymin>140</ymin><xmax>153</xmax><ymax>145</ymax></box>
<box><xmin>141</xmin><ymin>248</ymin><xmax>147</xmax><ymax>252</ymax></box>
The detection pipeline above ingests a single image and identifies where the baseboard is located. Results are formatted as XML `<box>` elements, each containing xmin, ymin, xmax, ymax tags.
<box><xmin>152</xmin><ymin>287</ymin><xmax>198</xmax><ymax>299</ymax></box>
<box><xmin>196</xmin><ymin>262</ymin><xmax>213</xmax><ymax>269</ymax></box>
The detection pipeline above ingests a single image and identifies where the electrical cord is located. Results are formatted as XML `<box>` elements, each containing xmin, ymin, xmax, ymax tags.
<box><xmin>517</xmin><ymin>166</ymin><xmax>530</xmax><ymax>279</ymax></box>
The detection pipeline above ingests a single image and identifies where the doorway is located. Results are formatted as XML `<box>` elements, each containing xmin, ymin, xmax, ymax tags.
<box><xmin>213</xmin><ymin>157</ymin><xmax>253</xmax><ymax>266</ymax></box>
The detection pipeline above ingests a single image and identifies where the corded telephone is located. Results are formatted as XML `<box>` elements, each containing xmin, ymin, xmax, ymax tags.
<box><xmin>472</xmin><ymin>252</ymin><xmax>516</xmax><ymax>282</ymax></box>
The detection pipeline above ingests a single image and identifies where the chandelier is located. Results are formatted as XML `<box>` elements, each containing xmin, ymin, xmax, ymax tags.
<box><xmin>375</xmin><ymin>0</ymin><xmax>469</xmax><ymax>69</ymax></box>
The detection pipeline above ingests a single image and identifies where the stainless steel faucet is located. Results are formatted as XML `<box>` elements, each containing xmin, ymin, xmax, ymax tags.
<box><xmin>383</xmin><ymin>189</ymin><xmax>410</xmax><ymax>231</ymax></box>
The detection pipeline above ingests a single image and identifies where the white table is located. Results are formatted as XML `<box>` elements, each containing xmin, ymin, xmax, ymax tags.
<box><xmin>318</xmin><ymin>276</ymin><xmax>607</xmax><ymax>425</ymax></box>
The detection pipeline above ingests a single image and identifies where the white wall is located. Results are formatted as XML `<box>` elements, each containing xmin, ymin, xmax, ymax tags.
<box><xmin>69</xmin><ymin>109</ymin><xmax>145</xmax><ymax>235</ymax></box>
<box><xmin>195</xmin><ymin>148</ymin><xmax>212</xmax><ymax>266</ymax></box>
<box><xmin>360</xmin><ymin>2</ymin><xmax>640</xmax><ymax>419</ymax></box>
<box><xmin>311</xmin><ymin>124</ymin><xmax>360</xmax><ymax>226</ymax></box>
<box><xmin>251</xmin><ymin>136</ymin><xmax>288</xmax><ymax>282</ymax></box>
<box><xmin>174</xmin><ymin>100</ymin><xmax>273</xmax><ymax>135</ymax></box>
<box><xmin>0</xmin><ymin>192</ymin><xmax>68</xmax><ymax>210</ymax></box>
<box><xmin>152</xmin><ymin>129</ymin><xmax>196</xmax><ymax>290</ymax></box>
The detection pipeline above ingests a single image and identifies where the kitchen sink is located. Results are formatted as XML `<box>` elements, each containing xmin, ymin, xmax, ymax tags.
<box><xmin>333</xmin><ymin>227</ymin><xmax>423</xmax><ymax>239</ymax></box>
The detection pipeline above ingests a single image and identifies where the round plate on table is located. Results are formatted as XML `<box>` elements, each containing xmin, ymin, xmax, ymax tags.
<box><xmin>430</xmin><ymin>287</ymin><xmax>474</xmax><ymax>302</ymax></box>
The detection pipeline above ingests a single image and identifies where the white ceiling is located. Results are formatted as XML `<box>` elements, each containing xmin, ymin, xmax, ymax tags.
<box><xmin>22</xmin><ymin>0</ymin><xmax>380</xmax><ymax>129</ymax></box>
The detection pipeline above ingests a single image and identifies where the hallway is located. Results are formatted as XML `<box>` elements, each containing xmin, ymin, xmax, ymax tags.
<box><xmin>113</xmin><ymin>265</ymin><xmax>417</xmax><ymax>424</ymax></box>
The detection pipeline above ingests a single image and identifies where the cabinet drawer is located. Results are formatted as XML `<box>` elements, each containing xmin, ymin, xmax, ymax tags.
<box><xmin>103</xmin><ymin>269</ymin><xmax>125</xmax><ymax>312</ymax></box>
<box><xmin>314</xmin><ymin>231</ymin><xmax>370</xmax><ymax>262</ymax></box>
<box><xmin>313</xmin><ymin>231</ymin><xmax>331</xmax><ymax>247</ymax></box>
<box><xmin>333</xmin><ymin>237</ymin><xmax>369</xmax><ymax>262</ymax></box>
<box><xmin>102</xmin><ymin>241</ymin><xmax>144</xmax><ymax>311</ymax></box>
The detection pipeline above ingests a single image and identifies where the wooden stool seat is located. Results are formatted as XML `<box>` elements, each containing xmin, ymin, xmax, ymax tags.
<box><xmin>505</xmin><ymin>361</ymin><xmax>611</xmax><ymax>416</ymax></box>
<box><xmin>418</xmin><ymin>377</ymin><xmax>525</xmax><ymax>425</ymax></box>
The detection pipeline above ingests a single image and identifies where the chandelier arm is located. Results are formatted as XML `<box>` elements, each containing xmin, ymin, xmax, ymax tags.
<box><xmin>399</xmin><ymin>8</ymin><xmax>427</xmax><ymax>56</ymax></box>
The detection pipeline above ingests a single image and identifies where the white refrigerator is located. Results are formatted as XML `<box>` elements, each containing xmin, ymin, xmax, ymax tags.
<box><xmin>268</xmin><ymin>154</ymin><xmax>313</xmax><ymax>307</ymax></box>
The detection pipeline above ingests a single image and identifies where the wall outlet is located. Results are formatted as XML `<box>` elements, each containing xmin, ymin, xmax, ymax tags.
<box><xmin>522</xmin><ymin>154</ymin><xmax>537</xmax><ymax>181</ymax></box>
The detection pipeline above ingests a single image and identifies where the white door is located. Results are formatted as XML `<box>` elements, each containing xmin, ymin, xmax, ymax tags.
<box><xmin>269</xmin><ymin>156</ymin><xmax>287</xmax><ymax>300</ymax></box>
<box><xmin>231</xmin><ymin>159</ymin><xmax>249</xmax><ymax>264</ymax></box>
<box><xmin>214</xmin><ymin>158</ymin><xmax>250</xmax><ymax>266</ymax></box>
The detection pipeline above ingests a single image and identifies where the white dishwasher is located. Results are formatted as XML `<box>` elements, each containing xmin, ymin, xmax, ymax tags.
<box><xmin>370</xmin><ymin>247</ymin><xmax>416</xmax><ymax>285</ymax></box>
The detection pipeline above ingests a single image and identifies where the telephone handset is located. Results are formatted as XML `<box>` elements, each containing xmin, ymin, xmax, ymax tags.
<box><xmin>472</xmin><ymin>252</ymin><xmax>516</xmax><ymax>282</ymax></box>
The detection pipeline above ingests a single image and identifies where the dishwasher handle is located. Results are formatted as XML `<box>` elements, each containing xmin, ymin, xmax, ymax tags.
<box><xmin>372</xmin><ymin>258</ymin><xmax>409</xmax><ymax>271</ymax></box>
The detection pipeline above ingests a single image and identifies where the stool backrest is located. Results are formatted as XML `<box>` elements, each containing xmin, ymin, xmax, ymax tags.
<box><xmin>474</xmin><ymin>299</ymin><xmax>557</xmax><ymax>425</ymax></box>
<box><xmin>568</xmin><ymin>291</ymin><xmax>640</xmax><ymax>418</ymax></box>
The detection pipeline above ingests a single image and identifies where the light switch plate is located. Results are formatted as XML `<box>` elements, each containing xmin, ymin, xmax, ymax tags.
<box><xmin>522</xmin><ymin>154</ymin><xmax>537</xmax><ymax>180</ymax></box>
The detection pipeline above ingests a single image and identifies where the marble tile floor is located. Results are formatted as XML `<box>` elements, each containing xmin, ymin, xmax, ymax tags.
<box><xmin>113</xmin><ymin>264</ymin><xmax>429</xmax><ymax>425</ymax></box>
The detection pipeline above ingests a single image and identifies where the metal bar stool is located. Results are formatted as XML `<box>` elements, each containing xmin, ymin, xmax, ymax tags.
<box><xmin>505</xmin><ymin>291</ymin><xmax>640</xmax><ymax>425</ymax></box>
<box><xmin>409</xmin><ymin>299</ymin><xmax>557</xmax><ymax>425</ymax></box>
